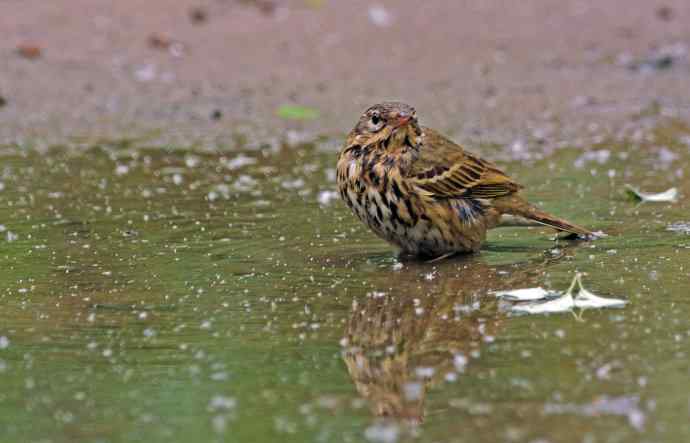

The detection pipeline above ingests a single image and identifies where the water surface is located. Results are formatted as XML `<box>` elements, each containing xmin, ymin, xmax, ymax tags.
<box><xmin>1</xmin><ymin>124</ymin><xmax>689</xmax><ymax>442</ymax></box>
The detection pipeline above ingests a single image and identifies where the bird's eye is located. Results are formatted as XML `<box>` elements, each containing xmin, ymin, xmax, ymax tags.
<box><xmin>371</xmin><ymin>115</ymin><xmax>380</xmax><ymax>125</ymax></box>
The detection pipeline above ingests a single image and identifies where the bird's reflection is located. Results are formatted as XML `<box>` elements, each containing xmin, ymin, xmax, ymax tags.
<box><xmin>341</xmin><ymin>246</ymin><xmax>575</xmax><ymax>424</ymax></box>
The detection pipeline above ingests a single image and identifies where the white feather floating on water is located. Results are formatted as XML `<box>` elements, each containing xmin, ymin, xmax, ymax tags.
<box><xmin>511</xmin><ymin>291</ymin><xmax>576</xmax><ymax>315</ymax></box>
<box><xmin>498</xmin><ymin>274</ymin><xmax>627</xmax><ymax>315</ymax></box>
<box><xmin>492</xmin><ymin>287</ymin><xmax>558</xmax><ymax>301</ymax></box>
<box><xmin>624</xmin><ymin>185</ymin><xmax>678</xmax><ymax>203</ymax></box>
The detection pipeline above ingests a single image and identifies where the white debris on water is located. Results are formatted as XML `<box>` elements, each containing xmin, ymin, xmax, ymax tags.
<box><xmin>625</xmin><ymin>185</ymin><xmax>678</xmax><ymax>203</ymax></box>
<box><xmin>281</xmin><ymin>178</ymin><xmax>305</xmax><ymax>190</ymax></box>
<box><xmin>185</xmin><ymin>155</ymin><xmax>201</xmax><ymax>168</ymax></box>
<box><xmin>222</xmin><ymin>154</ymin><xmax>257</xmax><ymax>170</ymax></box>
<box><xmin>544</xmin><ymin>395</ymin><xmax>646</xmax><ymax>431</ymax></box>
<box><xmin>414</xmin><ymin>367</ymin><xmax>435</xmax><ymax>379</ymax></box>
<box><xmin>574</xmin><ymin>149</ymin><xmax>611</xmax><ymax>168</ymax></box>
<box><xmin>317</xmin><ymin>190</ymin><xmax>338</xmax><ymax>206</ymax></box>
<box><xmin>364</xmin><ymin>421</ymin><xmax>400</xmax><ymax>443</ymax></box>
<box><xmin>233</xmin><ymin>175</ymin><xmax>258</xmax><ymax>193</ymax></box>
<box><xmin>657</xmin><ymin>146</ymin><xmax>679</xmax><ymax>165</ymax></box>
<box><xmin>667</xmin><ymin>222</ymin><xmax>690</xmax><ymax>234</ymax></box>
<box><xmin>0</xmin><ymin>336</ymin><xmax>9</xmax><ymax>349</ymax></box>
<box><xmin>212</xmin><ymin>415</ymin><xmax>228</xmax><ymax>434</ymax></box>
<box><xmin>453</xmin><ymin>353</ymin><xmax>468</xmax><ymax>372</ymax></box>
<box><xmin>324</xmin><ymin>168</ymin><xmax>337</xmax><ymax>182</ymax></box>
<box><xmin>500</xmin><ymin>274</ymin><xmax>627</xmax><ymax>315</ymax></box>
<box><xmin>492</xmin><ymin>287</ymin><xmax>557</xmax><ymax>301</ymax></box>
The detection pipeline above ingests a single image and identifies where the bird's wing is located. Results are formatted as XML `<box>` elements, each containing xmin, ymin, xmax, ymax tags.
<box><xmin>407</xmin><ymin>127</ymin><xmax>522</xmax><ymax>199</ymax></box>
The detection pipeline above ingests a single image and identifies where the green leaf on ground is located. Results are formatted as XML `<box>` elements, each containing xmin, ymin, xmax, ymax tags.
<box><xmin>277</xmin><ymin>105</ymin><xmax>320</xmax><ymax>120</ymax></box>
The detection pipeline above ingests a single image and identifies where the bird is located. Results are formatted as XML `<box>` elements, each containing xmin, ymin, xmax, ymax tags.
<box><xmin>336</xmin><ymin>102</ymin><xmax>595</xmax><ymax>259</ymax></box>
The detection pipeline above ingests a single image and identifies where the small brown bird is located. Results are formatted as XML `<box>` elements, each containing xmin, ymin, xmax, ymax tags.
<box><xmin>337</xmin><ymin>102</ymin><xmax>595</xmax><ymax>259</ymax></box>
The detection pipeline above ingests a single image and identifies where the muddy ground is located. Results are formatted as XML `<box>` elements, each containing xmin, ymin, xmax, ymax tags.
<box><xmin>1</xmin><ymin>0</ymin><xmax>690</xmax><ymax>147</ymax></box>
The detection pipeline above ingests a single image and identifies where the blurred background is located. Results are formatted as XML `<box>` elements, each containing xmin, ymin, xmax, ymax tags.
<box><xmin>2</xmin><ymin>0</ymin><xmax>690</xmax><ymax>146</ymax></box>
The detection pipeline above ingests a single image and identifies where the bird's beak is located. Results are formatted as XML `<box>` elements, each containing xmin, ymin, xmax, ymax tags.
<box><xmin>392</xmin><ymin>112</ymin><xmax>414</xmax><ymax>128</ymax></box>
<box><xmin>395</xmin><ymin>115</ymin><xmax>412</xmax><ymax>127</ymax></box>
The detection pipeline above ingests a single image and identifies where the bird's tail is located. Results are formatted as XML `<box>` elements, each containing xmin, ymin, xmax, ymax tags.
<box><xmin>493</xmin><ymin>195</ymin><xmax>593</xmax><ymax>237</ymax></box>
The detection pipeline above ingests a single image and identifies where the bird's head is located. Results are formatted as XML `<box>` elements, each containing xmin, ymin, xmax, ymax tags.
<box><xmin>344</xmin><ymin>102</ymin><xmax>422</xmax><ymax>155</ymax></box>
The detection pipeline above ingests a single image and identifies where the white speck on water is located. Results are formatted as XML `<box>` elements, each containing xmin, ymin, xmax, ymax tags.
<box><xmin>0</xmin><ymin>225</ymin><xmax>5</xmax><ymax>232</ymax></box>
<box><xmin>403</xmin><ymin>381</ymin><xmax>423</xmax><ymax>401</ymax></box>
<box><xmin>0</xmin><ymin>359</ymin><xmax>6</xmax><ymax>372</ymax></box>
<box><xmin>223</xmin><ymin>154</ymin><xmax>257</xmax><ymax>170</ymax></box>
<box><xmin>233</xmin><ymin>175</ymin><xmax>257</xmax><ymax>193</ymax></box>
<box><xmin>138</xmin><ymin>312</ymin><xmax>148</xmax><ymax>320</ymax></box>
<box><xmin>281</xmin><ymin>178</ymin><xmax>305</xmax><ymax>190</ymax></box>
<box><xmin>0</xmin><ymin>336</ymin><xmax>9</xmax><ymax>349</ymax></box>
<box><xmin>185</xmin><ymin>155</ymin><xmax>201</xmax><ymax>168</ymax></box>
<box><xmin>509</xmin><ymin>140</ymin><xmax>531</xmax><ymax>160</ymax></box>
<box><xmin>102</xmin><ymin>348</ymin><xmax>113</xmax><ymax>358</ymax></box>
<box><xmin>210</xmin><ymin>371</ymin><xmax>230</xmax><ymax>381</ymax></box>
<box><xmin>172</xmin><ymin>173</ymin><xmax>183</xmax><ymax>185</ymax></box>
<box><xmin>143</xmin><ymin>328</ymin><xmax>156</xmax><ymax>338</ymax></box>
<box><xmin>87</xmin><ymin>313</ymin><xmax>96</xmax><ymax>322</ymax></box>
<box><xmin>415</xmin><ymin>367</ymin><xmax>435</xmax><ymax>379</ymax></box>
<box><xmin>285</xmin><ymin>130</ymin><xmax>310</xmax><ymax>148</ymax></box>
<box><xmin>208</xmin><ymin>395</ymin><xmax>237</xmax><ymax>412</ymax></box>
<box><xmin>200</xmin><ymin>320</ymin><xmax>212</xmax><ymax>330</ymax></box>
<box><xmin>364</xmin><ymin>421</ymin><xmax>400</xmax><ymax>443</ymax></box>
<box><xmin>115</xmin><ymin>164</ymin><xmax>130</xmax><ymax>175</ymax></box>
<box><xmin>368</xmin><ymin>4</ymin><xmax>392</xmax><ymax>27</ymax></box>
<box><xmin>453</xmin><ymin>353</ymin><xmax>468</xmax><ymax>372</ymax></box>
<box><xmin>212</xmin><ymin>415</ymin><xmax>228</xmax><ymax>434</ymax></box>
<box><xmin>274</xmin><ymin>416</ymin><xmax>298</xmax><ymax>434</ymax></box>
<box><xmin>574</xmin><ymin>149</ymin><xmax>610</xmax><ymax>168</ymax></box>
<box><xmin>317</xmin><ymin>190</ymin><xmax>338</xmax><ymax>206</ymax></box>
<box><xmin>6</xmin><ymin>231</ymin><xmax>18</xmax><ymax>242</ymax></box>
<box><xmin>544</xmin><ymin>395</ymin><xmax>645</xmax><ymax>431</ymax></box>
<box><xmin>325</xmin><ymin>168</ymin><xmax>337</xmax><ymax>182</ymax></box>
<box><xmin>657</xmin><ymin>146</ymin><xmax>678</xmax><ymax>164</ymax></box>
<box><xmin>392</xmin><ymin>262</ymin><xmax>403</xmax><ymax>271</ymax></box>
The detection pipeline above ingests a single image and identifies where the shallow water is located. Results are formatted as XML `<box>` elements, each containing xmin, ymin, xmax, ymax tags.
<box><xmin>1</xmin><ymin>123</ymin><xmax>689</xmax><ymax>443</ymax></box>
